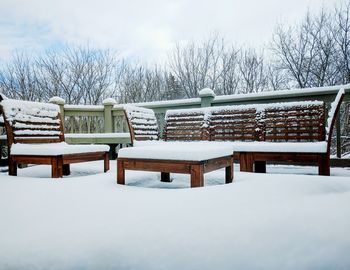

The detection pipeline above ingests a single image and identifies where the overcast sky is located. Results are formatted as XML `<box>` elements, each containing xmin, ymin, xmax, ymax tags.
<box><xmin>0</xmin><ymin>0</ymin><xmax>341</xmax><ymax>64</ymax></box>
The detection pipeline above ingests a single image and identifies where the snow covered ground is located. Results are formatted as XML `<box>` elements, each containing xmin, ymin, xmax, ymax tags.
<box><xmin>0</xmin><ymin>161</ymin><xmax>350</xmax><ymax>270</ymax></box>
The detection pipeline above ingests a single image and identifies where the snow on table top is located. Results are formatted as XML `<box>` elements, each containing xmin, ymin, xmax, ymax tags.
<box><xmin>118</xmin><ymin>141</ymin><xmax>232</xmax><ymax>161</ymax></box>
<box><xmin>11</xmin><ymin>142</ymin><xmax>109</xmax><ymax>156</ymax></box>
<box><xmin>65</xmin><ymin>133</ymin><xmax>130</xmax><ymax>138</ymax></box>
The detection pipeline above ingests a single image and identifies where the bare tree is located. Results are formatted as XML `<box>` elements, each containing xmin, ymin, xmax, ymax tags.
<box><xmin>334</xmin><ymin>1</ymin><xmax>350</xmax><ymax>84</ymax></box>
<box><xmin>169</xmin><ymin>35</ymin><xmax>225</xmax><ymax>97</ymax></box>
<box><xmin>238</xmin><ymin>49</ymin><xmax>268</xmax><ymax>93</ymax></box>
<box><xmin>0</xmin><ymin>53</ymin><xmax>43</xmax><ymax>101</ymax></box>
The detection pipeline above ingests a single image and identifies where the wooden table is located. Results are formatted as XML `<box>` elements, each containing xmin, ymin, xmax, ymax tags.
<box><xmin>117</xmin><ymin>155</ymin><xmax>234</xmax><ymax>188</ymax></box>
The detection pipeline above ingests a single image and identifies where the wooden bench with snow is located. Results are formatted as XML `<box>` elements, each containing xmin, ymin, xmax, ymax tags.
<box><xmin>0</xmin><ymin>94</ymin><xmax>110</xmax><ymax>178</ymax></box>
<box><xmin>208</xmin><ymin>88</ymin><xmax>344</xmax><ymax>175</ymax></box>
<box><xmin>118</xmin><ymin>88</ymin><xmax>344</xmax><ymax>185</ymax></box>
<box><xmin>117</xmin><ymin>106</ymin><xmax>233</xmax><ymax>188</ymax></box>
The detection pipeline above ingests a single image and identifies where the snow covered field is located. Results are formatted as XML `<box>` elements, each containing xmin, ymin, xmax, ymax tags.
<box><xmin>0</xmin><ymin>161</ymin><xmax>350</xmax><ymax>270</ymax></box>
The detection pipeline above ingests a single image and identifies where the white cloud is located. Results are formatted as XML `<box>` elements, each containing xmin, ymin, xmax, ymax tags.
<box><xmin>0</xmin><ymin>0</ymin><xmax>341</xmax><ymax>63</ymax></box>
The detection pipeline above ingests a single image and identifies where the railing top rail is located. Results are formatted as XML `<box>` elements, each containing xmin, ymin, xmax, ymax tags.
<box><xmin>113</xmin><ymin>97</ymin><xmax>201</xmax><ymax>110</ymax></box>
<box><xmin>109</xmin><ymin>84</ymin><xmax>350</xmax><ymax>110</ymax></box>
<box><xmin>64</xmin><ymin>105</ymin><xmax>104</xmax><ymax>112</ymax></box>
<box><xmin>213</xmin><ymin>84</ymin><xmax>350</xmax><ymax>104</ymax></box>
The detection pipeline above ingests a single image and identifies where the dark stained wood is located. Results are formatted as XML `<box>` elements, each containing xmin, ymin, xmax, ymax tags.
<box><xmin>123</xmin><ymin>106</ymin><xmax>159</xmax><ymax>145</ymax></box>
<box><xmin>117</xmin><ymin>155</ymin><xmax>234</xmax><ymax>188</ymax></box>
<box><xmin>120</xmin><ymin>91</ymin><xmax>343</xmax><ymax>182</ymax></box>
<box><xmin>121</xmin><ymin>158</ymin><xmax>192</xmax><ymax>174</ymax></box>
<box><xmin>225</xmin><ymin>162</ymin><xmax>233</xmax><ymax>184</ymax></box>
<box><xmin>190</xmin><ymin>164</ymin><xmax>204</xmax><ymax>188</ymax></box>
<box><xmin>0</xmin><ymin>99</ymin><xmax>110</xmax><ymax>178</ymax></box>
<box><xmin>104</xmin><ymin>152</ymin><xmax>110</xmax><ymax>172</ymax></box>
<box><xmin>51</xmin><ymin>156</ymin><xmax>63</xmax><ymax>178</ymax></box>
<box><xmin>203</xmin><ymin>156</ymin><xmax>233</xmax><ymax>173</ymax></box>
<box><xmin>254</xmin><ymin>161</ymin><xmax>266</xmax><ymax>173</ymax></box>
<box><xmin>164</xmin><ymin>110</ymin><xmax>209</xmax><ymax>141</ymax></box>
<box><xmin>160</xmin><ymin>172</ymin><xmax>172</xmax><ymax>182</ymax></box>
<box><xmin>117</xmin><ymin>160</ymin><xmax>125</xmax><ymax>185</ymax></box>
<box><xmin>63</xmin><ymin>164</ymin><xmax>70</xmax><ymax>176</ymax></box>
<box><xmin>239</xmin><ymin>152</ymin><xmax>254</xmax><ymax>172</ymax></box>
<box><xmin>8</xmin><ymin>157</ymin><xmax>17</xmax><ymax>176</ymax></box>
<box><xmin>318</xmin><ymin>154</ymin><xmax>330</xmax><ymax>176</ymax></box>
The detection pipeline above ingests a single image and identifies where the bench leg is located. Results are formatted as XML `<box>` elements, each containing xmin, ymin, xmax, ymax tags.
<box><xmin>318</xmin><ymin>154</ymin><xmax>330</xmax><ymax>176</ymax></box>
<box><xmin>239</xmin><ymin>153</ymin><xmax>254</xmax><ymax>172</ymax></box>
<box><xmin>63</xmin><ymin>164</ymin><xmax>70</xmax><ymax>176</ymax></box>
<box><xmin>254</xmin><ymin>161</ymin><xmax>266</xmax><ymax>173</ymax></box>
<box><xmin>225</xmin><ymin>163</ymin><xmax>233</xmax><ymax>183</ymax></box>
<box><xmin>104</xmin><ymin>152</ymin><xmax>110</xmax><ymax>172</ymax></box>
<box><xmin>161</xmin><ymin>172</ymin><xmax>172</xmax><ymax>182</ymax></box>
<box><xmin>190</xmin><ymin>164</ymin><xmax>204</xmax><ymax>188</ymax></box>
<box><xmin>51</xmin><ymin>157</ymin><xmax>63</xmax><ymax>178</ymax></box>
<box><xmin>9</xmin><ymin>157</ymin><xmax>17</xmax><ymax>176</ymax></box>
<box><xmin>117</xmin><ymin>160</ymin><xmax>125</xmax><ymax>185</ymax></box>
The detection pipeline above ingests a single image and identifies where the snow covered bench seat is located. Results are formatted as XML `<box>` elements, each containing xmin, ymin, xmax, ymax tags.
<box><xmin>11</xmin><ymin>142</ymin><xmax>109</xmax><ymax>156</ymax></box>
<box><xmin>0</xmin><ymin>95</ymin><xmax>110</xmax><ymax>178</ymax></box>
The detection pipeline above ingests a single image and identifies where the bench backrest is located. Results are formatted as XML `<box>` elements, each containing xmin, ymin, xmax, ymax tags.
<box><xmin>122</xmin><ymin>88</ymin><xmax>345</xmax><ymax>150</ymax></box>
<box><xmin>123</xmin><ymin>105</ymin><xmax>159</xmax><ymax>145</ymax></box>
<box><xmin>210</xmin><ymin>106</ymin><xmax>259</xmax><ymax>141</ymax></box>
<box><xmin>261</xmin><ymin>102</ymin><xmax>325</xmax><ymax>142</ymax></box>
<box><xmin>0</xmin><ymin>98</ymin><xmax>64</xmax><ymax>146</ymax></box>
<box><xmin>209</xmin><ymin>101</ymin><xmax>326</xmax><ymax>143</ymax></box>
<box><xmin>164</xmin><ymin>108</ymin><xmax>210</xmax><ymax>141</ymax></box>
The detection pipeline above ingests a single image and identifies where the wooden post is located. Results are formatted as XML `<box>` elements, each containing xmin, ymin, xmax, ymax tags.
<box><xmin>103</xmin><ymin>98</ymin><xmax>116</xmax><ymax>133</ymax></box>
<box><xmin>239</xmin><ymin>153</ymin><xmax>254</xmax><ymax>172</ymax></box>
<box><xmin>63</xmin><ymin>164</ymin><xmax>70</xmax><ymax>175</ymax></box>
<box><xmin>199</xmin><ymin>88</ymin><xmax>215</xmax><ymax>108</ymax></box>
<box><xmin>190</xmin><ymin>164</ymin><xmax>204</xmax><ymax>187</ymax></box>
<box><xmin>51</xmin><ymin>157</ymin><xmax>63</xmax><ymax>178</ymax></box>
<box><xmin>161</xmin><ymin>172</ymin><xmax>171</xmax><ymax>182</ymax></box>
<box><xmin>336</xmin><ymin>111</ymin><xmax>341</xmax><ymax>158</ymax></box>
<box><xmin>225</xmin><ymin>159</ymin><xmax>233</xmax><ymax>183</ymax></box>
<box><xmin>117</xmin><ymin>160</ymin><xmax>125</xmax><ymax>184</ymax></box>
<box><xmin>318</xmin><ymin>154</ymin><xmax>330</xmax><ymax>176</ymax></box>
<box><xmin>49</xmin><ymin>97</ymin><xmax>65</xmax><ymax>130</ymax></box>
<box><xmin>104</xmin><ymin>153</ymin><xmax>110</xmax><ymax>172</ymax></box>
<box><xmin>8</xmin><ymin>157</ymin><xmax>17</xmax><ymax>176</ymax></box>
<box><xmin>254</xmin><ymin>161</ymin><xmax>266</xmax><ymax>173</ymax></box>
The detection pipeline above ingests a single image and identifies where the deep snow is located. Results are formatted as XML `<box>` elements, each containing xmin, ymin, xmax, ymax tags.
<box><xmin>0</xmin><ymin>162</ymin><xmax>350</xmax><ymax>270</ymax></box>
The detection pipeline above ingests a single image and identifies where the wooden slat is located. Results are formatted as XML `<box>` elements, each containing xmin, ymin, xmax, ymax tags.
<box><xmin>264</xmin><ymin>135</ymin><xmax>319</xmax><ymax>141</ymax></box>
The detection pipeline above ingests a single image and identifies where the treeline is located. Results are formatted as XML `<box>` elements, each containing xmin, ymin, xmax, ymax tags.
<box><xmin>1</xmin><ymin>2</ymin><xmax>350</xmax><ymax>104</ymax></box>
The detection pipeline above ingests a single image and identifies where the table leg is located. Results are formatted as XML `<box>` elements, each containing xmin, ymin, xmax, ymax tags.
<box><xmin>117</xmin><ymin>160</ymin><xmax>125</xmax><ymax>184</ymax></box>
<box><xmin>190</xmin><ymin>164</ymin><xmax>204</xmax><ymax>188</ymax></box>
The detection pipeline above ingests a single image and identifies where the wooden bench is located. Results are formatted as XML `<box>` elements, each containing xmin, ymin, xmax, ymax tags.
<box><xmin>120</xmin><ymin>88</ymin><xmax>344</xmax><ymax>178</ymax></box>
<box><xmin>209</xmin><ymin>89</ymin><xmax>344</xmax><ymax>175</ymax></box>
<box><xmin>0</xmin><ymin>94</ymin><xmax>110</xmax><ymax>178</ymax></box>
<box><xmin>118</xmin><ymin>106</ymin><xmax>233</xmax><ymax>187</ymax></box>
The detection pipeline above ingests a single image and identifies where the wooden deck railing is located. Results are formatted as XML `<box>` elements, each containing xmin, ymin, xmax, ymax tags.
<box><xmin>1</xmin><ymin>84</ymin><xmax>349</xmax><ymax>165</ymax></box>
